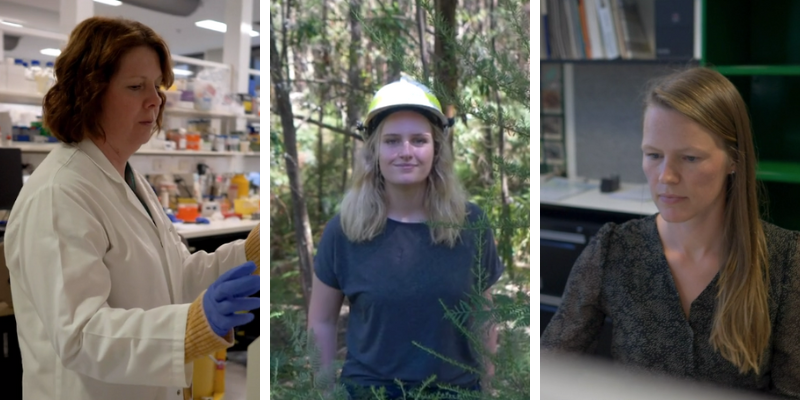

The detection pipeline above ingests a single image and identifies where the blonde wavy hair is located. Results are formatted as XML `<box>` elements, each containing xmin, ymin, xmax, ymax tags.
<box><xmin>339</xmin><ymin>112</ymin><xmax>467</xmax><ymax>247</ymax></box>
<box><xmin>646</xmin><ymin>67</ymin><xmax>769</xmax><ymax>374</ymax></box>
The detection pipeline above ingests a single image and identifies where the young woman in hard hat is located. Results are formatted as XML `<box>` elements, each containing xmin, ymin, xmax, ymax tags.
<box><xmin>307</xmin><ymin>77</ymin><xmax>504</xmax><ymax>399</ymax></box>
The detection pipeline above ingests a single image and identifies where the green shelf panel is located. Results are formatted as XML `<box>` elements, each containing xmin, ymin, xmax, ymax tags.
<box><xmin>756</xmin><ymin>161</ymin><xmax>800</xmax><ymax>183</ymax></box>
<box><xmin>714</xmin><ymin>65</ymin><xmax>800</xmax><ymax>76</ymax></box>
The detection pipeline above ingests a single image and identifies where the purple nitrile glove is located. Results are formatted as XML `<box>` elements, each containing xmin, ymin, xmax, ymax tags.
<box><xmin>202</xmin><ymin>261</ymin><xmax>260</xmax><ymax>337</ymax></box>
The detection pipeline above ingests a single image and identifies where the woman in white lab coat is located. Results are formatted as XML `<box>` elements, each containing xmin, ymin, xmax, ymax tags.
<box><xmin>3</xmin><ymin>17</ymin><xmax>260</xmax><ymax>400</ymax></box>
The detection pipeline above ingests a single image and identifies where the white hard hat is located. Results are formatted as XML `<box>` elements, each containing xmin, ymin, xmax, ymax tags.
<box><xmin>361</xmin><ymin>74</ymin><xmax>451</xmax><ymax>136</ymax></box>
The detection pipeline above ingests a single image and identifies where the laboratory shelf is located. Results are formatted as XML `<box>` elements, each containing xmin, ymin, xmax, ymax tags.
<box><xmin>9</xmin><ymin>143</ymin><xmax>259</xmax><ymax>157</ymax></box>
<box><xmin>0</xmin><ymin>89</ymin><xmax>44</xmax><ymax>106</ymax></box>
<box><xmin>164</xmin><ymin>107</ymin><xmax>259</xmax><ymax>121</ymax></box>
<box><xmin>0</xmin><ymin>89</ymin><xmax>258</xmax><ymax>121</ymax></box>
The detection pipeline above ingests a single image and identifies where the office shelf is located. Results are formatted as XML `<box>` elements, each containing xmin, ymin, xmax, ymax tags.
<box><xmin>703</xmin><ymin>0</ymin><xmax>800</xmax><ymax>230</ymax></box>
<box><xmin>541</xmin><ymin>58</ymin><xmax>697</xmax><ymax>65</ymax></box>
<box><xmin>755</xmin><ymin>161</ymin><xmax>800</xmax><ymax>184</ymax></box>
<box><xmin>714</xmin><ymin>65</ymin><xmax>800</xmax><ymax>76</ymax></box>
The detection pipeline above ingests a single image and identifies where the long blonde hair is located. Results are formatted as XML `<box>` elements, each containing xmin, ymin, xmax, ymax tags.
<box><xmin>646</xmin><ymin>67</ymin><xmax>769</xmax><ymax>374</ymax></box>
<box><xmin>339</xmin><ymin>112</ymin><xmax>467</xmax><ymax>247</ymax></box>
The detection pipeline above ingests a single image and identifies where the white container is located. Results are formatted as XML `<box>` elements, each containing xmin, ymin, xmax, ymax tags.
<box><xmin>227</xmin><ymin>135</ymin><xmax>239</xmax><ymax>152</ymax></box>
<box><xmin>6</xmin><ymin>64</ymin><xmax>26</xmax><ymax>92</ymax></box>
<box><xmin>0</xmin><ymin>64</ymin><xmax>7</xmax><ymax>90</ymax></box>
<box><xmin>164</xmin><ymin>91</ymin><xmax>181</xmax><ymax>108</ymax></box>
<box><xmin>214</xmin><ymin>135</ymin><xmax>226</xmax><ymax>152</ymax></box>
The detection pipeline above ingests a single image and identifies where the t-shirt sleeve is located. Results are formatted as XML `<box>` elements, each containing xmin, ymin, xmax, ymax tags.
<box><xmin>313</xmin><ymin>215</ymin><xmax>341</xmax><ymax>290</ymax></box>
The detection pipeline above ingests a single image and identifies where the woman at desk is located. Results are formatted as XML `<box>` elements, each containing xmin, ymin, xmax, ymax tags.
<box><xmin>542</xmin><ymin>67</ymin><xmax>800</xmax><ymax>397</ymax></box>
<box><xmin>3</xmin><ymin>17</ymin><xmax>260</xmax><ymax>400</ymax></box>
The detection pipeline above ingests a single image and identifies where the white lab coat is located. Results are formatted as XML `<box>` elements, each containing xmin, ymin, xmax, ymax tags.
<box><xmin>3</xmin><ymin>140</ymin><xmax>247</xmax><ymax>400</ymax></box>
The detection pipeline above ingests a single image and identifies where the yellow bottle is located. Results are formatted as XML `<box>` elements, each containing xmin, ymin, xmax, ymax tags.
<box><xmin>230</xmin><ymin>173</ymin><xmax>249</xmax><ymax>199</ymax></box>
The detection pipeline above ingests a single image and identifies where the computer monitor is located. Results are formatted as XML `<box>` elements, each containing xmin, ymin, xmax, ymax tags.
<box><xmin>0</xmin><ymin>148</ymin><xmax>23</xmax><ymax>211</ymax></box>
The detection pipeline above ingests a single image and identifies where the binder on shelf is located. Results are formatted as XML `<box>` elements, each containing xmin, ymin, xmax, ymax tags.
<box><xmin>556</xmin><ymin>0</ymin><xmax>573</xmax><ymax>59</ymax></box>
<box><xmin>616</xmin><ymin>0</ymin><xmax>654</xmax><ymax>59</ymax></box>
<box><xmin>564</xmin><ymin>0</ymin><xmax>585</xmax><ymax>59</ymax></box>
<box><xmin>596</xmin><ymin>0</ymin><xmax>621</xmax><ymax>59</ymax></box>
<box><xmin>578</xmin><ymin>0</ymin><xmax>593</xmax><ymax>58</ymax></box>
<box><xmin>541</xmin><ymin>0</ymin><xmax>551</xmax><ymax>59</ymax></box>
<box><xmin>584</xmin><ymin>0</ymin><xmax>606</xmax><ymax>59</ymax></box>
<box><xmin>654</xmin><ymin>0</ymin><xmax>694</xmax><ymax>60</ymax></box>
<box><xmin>610</xmin><ymin>0</ymin><xmax>628</xmax><ymax>59</ymax></box>
<box><xmin>546</xmin><ymin>0</ymin><xmax>565</xmax><ymax>59</ymax></box>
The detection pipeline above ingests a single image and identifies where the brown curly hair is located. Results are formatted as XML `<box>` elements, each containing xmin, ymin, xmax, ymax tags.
<box><xmin>43</xmin><ymin>16</ymin><xmax>175</xmax><ymax>143</ymax></box>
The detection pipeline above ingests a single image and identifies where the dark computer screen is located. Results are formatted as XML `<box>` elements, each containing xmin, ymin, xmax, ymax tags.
<box><xmin>0</xmin><ymin>148</ymin><xmax>23</xmax><ymax>211</ymax></box>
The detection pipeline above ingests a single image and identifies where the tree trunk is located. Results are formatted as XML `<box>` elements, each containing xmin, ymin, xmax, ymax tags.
<box><xmin>346</xmin><ymin>0</ymin><xmax>363</xmax><ymax>190</ymax></box>
<box><xmin>316</xmin><ymin>106</ymin><xmax>325</xmax><ymax>225</ymax></box>
<box><xmin>434</xmin><ymin>0</ymin><xmax>458</xmax><ymax>150</ymax></box>
<box><xmin>341</xmin><ymin>118</ymin><xmax>350</xmax><ymax>195</ymax></box>
<box><xmin>492</xmin><ymin>0</ymin><xmax>512</xmax><ymax>278</ymax></box>
<box><xmin>316</xmin><ymin>0</ymin><xmax>330</xmax><ymax>226</ymax></box>
<box><xmin>497</xmin><ymin>88</ymin><xmax>512</xmax><ymax>279</ymax></box>
<box><xmin>387</xmin><ymin>0</ymin><xmax>408</xmax><ymax>82</ymax></box>
<box><xmin>270</xmin><ymin>19</ymin><xmax>315</xmax><ymax>311</ymax></box>
<box><xmin>415</xmin><ymin>0</ymin><xmax>429</xmax><ymax>81</ymax></box>
<box><xmin>480</xmin><ymin>0</ymin><xmax>494</xmax><ymax>187</ymax></box>
<box><xmin>481</xmin><ymin>127</ymin><xmax>494</xmax><ymax>186</ymax></box>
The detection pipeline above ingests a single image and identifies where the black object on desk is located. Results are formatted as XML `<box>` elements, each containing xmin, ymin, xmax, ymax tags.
<box><xmin>600</xmin><ymin>175</ymin><xmax>620</xmax><ymax>193</ymax></box>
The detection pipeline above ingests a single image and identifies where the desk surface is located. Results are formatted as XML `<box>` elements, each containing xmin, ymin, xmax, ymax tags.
<box><xmin>541</xmin><ymin>177</ymin><xmax>659</xmax><ymax>216</ymax></box>
<box><xmin>175</xmin><ymin>219</ymin><xmax>258</xmax><ymax>239</ymax></box>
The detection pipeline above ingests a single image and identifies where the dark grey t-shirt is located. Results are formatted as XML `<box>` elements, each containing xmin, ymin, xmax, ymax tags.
<box><xmin>314</xmin><ymin>202</ymin><xmax>504</xmax><ymax>389</ymax></box>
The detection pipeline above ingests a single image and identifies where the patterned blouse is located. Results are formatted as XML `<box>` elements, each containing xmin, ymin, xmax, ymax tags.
<box><xmin>541</xmin><ymin>214</ymin><xmax>800</xmax><ymax>398</ymax></box>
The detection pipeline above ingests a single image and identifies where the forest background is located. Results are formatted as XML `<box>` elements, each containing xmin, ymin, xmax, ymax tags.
<box><xmin>269</xmin><ymin>0</ymin><xmax>531</xmax><ymax>397</ymax></box>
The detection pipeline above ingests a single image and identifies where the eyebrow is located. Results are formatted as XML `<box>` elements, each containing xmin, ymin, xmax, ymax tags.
<box><xmin>382</xmin><ymin>132</ymin><xmax>431</xmax><ymax>136</ymax></box>
<box><xmin>641</xmin><ymin>145</ymin><xmax>708</xmax><ymax>154</ymax></box>
<box><xmin>124</xmin><ymin>75</ymin><xmax>164</xmax><ymax>81</ymax></box>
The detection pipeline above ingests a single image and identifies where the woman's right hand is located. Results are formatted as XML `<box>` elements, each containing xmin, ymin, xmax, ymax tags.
<box><xmin>203</xmin><ymin>261</ymin><xmax>260</xmax><ymax>337</ymax></box>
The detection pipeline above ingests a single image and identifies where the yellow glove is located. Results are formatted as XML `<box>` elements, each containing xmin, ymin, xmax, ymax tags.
<box><xmin>245</xmin><ymin>223</ymin><xmax>260</xmax><ymax>275</ymax></box>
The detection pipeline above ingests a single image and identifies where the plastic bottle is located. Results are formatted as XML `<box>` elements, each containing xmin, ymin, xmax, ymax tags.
<box><xmin>177</xmin><ymin>128</ymin><xmax>187</xmax><ymax>150</ymax></box>
<box><xmin>44</xmin><ymin>62</ymin><xmax>55</xmax><ymax>90</ymax></box>
<box><xmin>17</xmin><ymin>59</ymin><xmax>28</xmax><ymax>80</ymax></box>
<box><xmin>29</xmin><ymin>60</ymin><xmax>42</xmax><ymax>77</ymax></box>
<box><xmin>31</xmin><ymin>61</ymin><xmax>49</xmax><ymax>94</ymax></box>
<box><xmin>231</xmin><ymin>173</ymin><xmax>249</xmax><ymax>199</ymax></box>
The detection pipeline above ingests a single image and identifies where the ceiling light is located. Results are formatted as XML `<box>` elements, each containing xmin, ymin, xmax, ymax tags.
<box><xmin>196</xmin><ymin>20</ymin><xmax>260</xmax><ymax>36</ymax></box>
<box><xmin>173</xmin><ymin>69</ymin><xmax>193</xmax><ymax>77</ymax></box>
<box><xmin>41</xmin><ymin>48</ymin><xmax>61</xmax><ymax>57</ymax></box>
<box><xmin>195</xmin><ymin>20</ymin><xmax>227</xmax><ymax>33</ymax></box>
<box><xmin>93</xmin><ymin>0</ymin><xmax>123</xmax><ymax>5</ymax></box>
<box><xmin>0</xmin><ymin>20</ymin><xmax>22</xmax><ymax>28</ymax></box>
